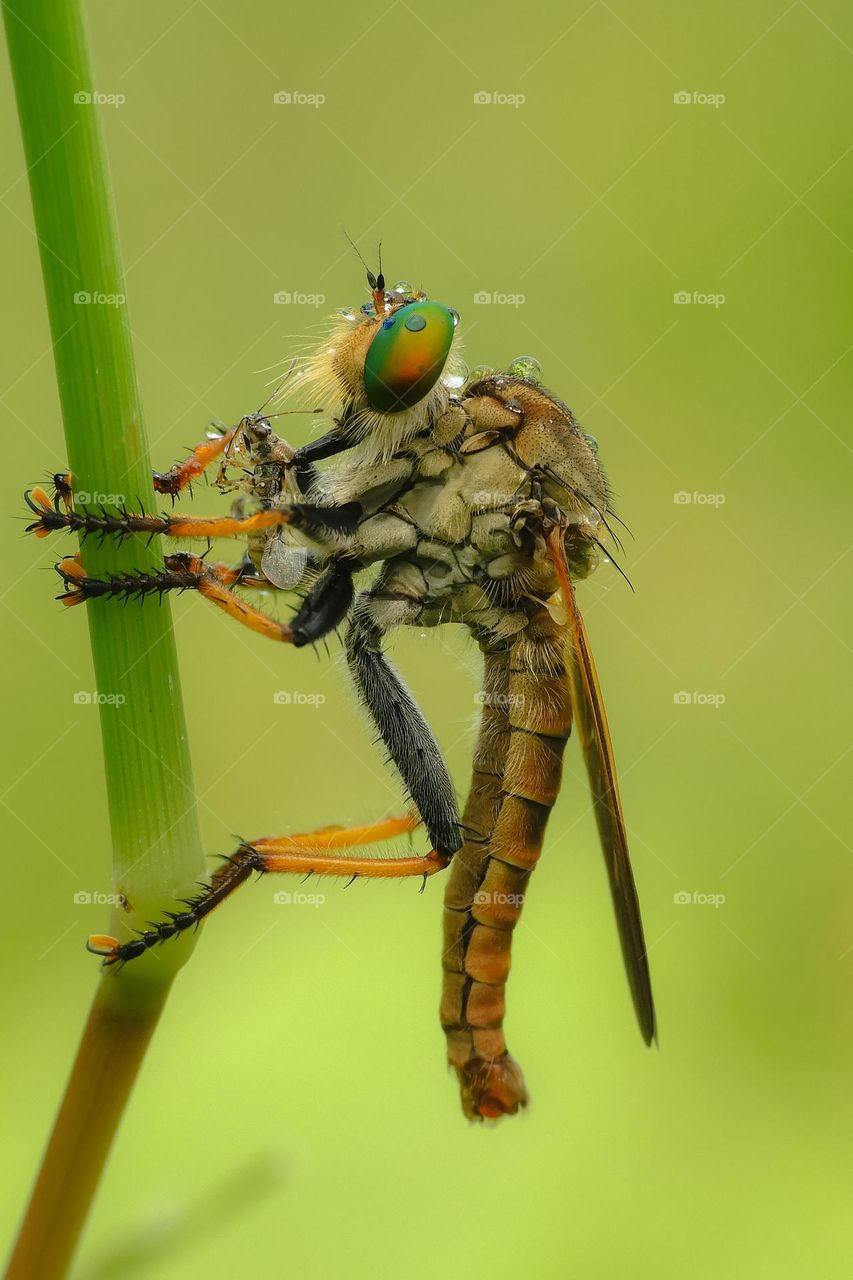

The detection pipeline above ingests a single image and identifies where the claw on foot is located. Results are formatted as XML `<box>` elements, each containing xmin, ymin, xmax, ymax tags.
<box><xmin>25</xmin><ymin>487</ymin><xmax>56</xmax><ymax>537</ymax></box>
<box><xmin>56</xmin><ymin>555</ymin><xmax>88</xmax><ymax>606</ymax></box>
<box><xmin>86</xmin><ymin>933</ymin><xmax>121</xmax><ymax>962</ymax></box>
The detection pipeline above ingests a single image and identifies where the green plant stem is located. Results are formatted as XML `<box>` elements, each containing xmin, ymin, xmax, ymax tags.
<box><xmin>4</xmin><ymin>0</ymin><xmax>206</xmax><ymax>1274</ymax></box>
<box><xmin>5</xmin><ymin>983</ymin><xmax>171</xmax><ymax>1280</ymax></box>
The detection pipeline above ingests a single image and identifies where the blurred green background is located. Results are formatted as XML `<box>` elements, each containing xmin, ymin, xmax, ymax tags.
<box><xmin>2</xmin><ymin>1</ymin><xmax>852</xmax><ymax>1276</ymax></box>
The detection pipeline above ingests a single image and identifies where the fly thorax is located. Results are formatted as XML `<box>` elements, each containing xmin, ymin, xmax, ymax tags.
<box><xmin>251</xmin><ymin>461</ymin><xmax>286</xmax><ymax>505</ymax></box>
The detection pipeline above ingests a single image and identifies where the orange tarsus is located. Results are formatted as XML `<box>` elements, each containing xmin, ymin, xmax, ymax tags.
<box><xmin>154</xmin><ymin>428</ymin><xmax>235</xmax><ymax>494</ymax></box>
<box><xmin>254</xmin><ymin>840</ymin><xmax>447</xmax><ymax>880</ymax></box>
<box><xmin>192</xmin><ymin>558</ymin><xmax>295</xmax><ymax>643</ymax></box>
<box><xmin>272</xmin><ymin>814</ymin><xmax>418</xmax><ymax>850</ymax></box>
<box><xmin>83</xmin><ymin>815</ymin><xmax>430</xmax><ymax>966</ymax></box>
<box><xmin>86</xmin><ymin>934</ymin><xmax>120</xmax><ymax>958</ymax></box>
<box><xmin>167</xmin><ymin>509</ymin><xmax>295</xmax><ymax>539</ymax></box>
<box><xmin>29</xmin><ymin>486</ymin><xmax>54</xmax><ymax>535</ymax></box>
<box><xmin>57</xmin><ymin>555</ymin><xmax>87</xmax><ymax>604</ymax></box>
<box><xmin>58</xmin><ymin>554</ymin><xmax>85</xmax><ymax>579</ymax></box>
<box><xmin>30</xmin><ymin>486</ymin><xmax>52</xmax><ymax>510</ymax></box>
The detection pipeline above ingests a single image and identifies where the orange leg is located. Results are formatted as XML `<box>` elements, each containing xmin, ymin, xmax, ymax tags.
<box><xmin>28</xmin><ymin>429</ymin><xmax>236</xmax><ymax>526</ymax></box>
<box><xmin>153</xmin><ymin>427</ymin><xmax>235</xmax><ymax>496</ymax></box>
<box><xmin>55</xmin><ymin>553</ymin><xmax>297</xmax><ymax>643</ymax></box>
<box><xmin>25</xmin><ymin>484</ymin><xmax>359</xmax><ymax>546</ymax></box>
<box><xmin>87</xmin><ymin>814</ymin><xmax>450</xmax><ymax>967</ymax></box>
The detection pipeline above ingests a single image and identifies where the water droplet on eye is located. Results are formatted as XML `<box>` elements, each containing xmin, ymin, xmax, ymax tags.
<box><xmin>394</xmin><ymin>280</ymin><xmax>412</xmax><ymax>295</ymax></box>
<box><xmin>404</xmin><ymin>313</ymin><xmax>426</xmax><ymax>332</ymax></box>
<box><xmin>442</xmin><ymin>359</ymin><xmax>468</xmax><ymax>390</ymax></box>
<box><xmin>508</xmin><ymin>355</ymin><xmax>542</xmax><ymax>383</ymax></box>
<box><xmin>448</xmin><ymin>308</ymin><xmax>460</xmax><ymax>328</ymax></box>
<box><xmin>340</xmin><ymin>306</ymin><xmax>358</xmax><ymax>321</ymax></box>
<box><xmin>469</xmin><ymin>364</ymin><xmax>493</xmax><ymax>383</ymax></box>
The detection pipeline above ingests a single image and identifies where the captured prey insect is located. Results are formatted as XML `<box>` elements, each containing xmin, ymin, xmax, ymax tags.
<box><xmin>26</xmin><ymin>260</ymin><xmax>656</xmax><ymax>1121</ymax></box>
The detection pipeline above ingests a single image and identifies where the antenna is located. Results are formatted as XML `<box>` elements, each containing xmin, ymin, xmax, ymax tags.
<box><xmin>342</xmin><ymin>229</ymin><xmax>389</xmax><ymax>315</ymax></box>
<box><xmin>343</xmin><ymin>229</ymin><xmax>378</xmax><ymax>290</ymax></box>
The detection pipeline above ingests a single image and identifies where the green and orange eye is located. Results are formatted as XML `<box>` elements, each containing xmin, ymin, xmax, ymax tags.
<box><xmin>363</xmin><ymin>300</ymin><xmax>456</xmax><ymax>413</ymax></box>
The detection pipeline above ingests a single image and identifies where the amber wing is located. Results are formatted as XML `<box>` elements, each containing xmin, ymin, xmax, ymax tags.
<box><xmin>547</xmin><ymin>530</ymin><xmax>657</xmax><ymax>1045</ymax></box>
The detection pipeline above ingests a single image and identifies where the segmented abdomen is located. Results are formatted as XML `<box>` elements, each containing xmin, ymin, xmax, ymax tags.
<box><xmin>440</xmin><ymin>609</ymin><xmax>572</xmax><ymax>1119</ymax></box>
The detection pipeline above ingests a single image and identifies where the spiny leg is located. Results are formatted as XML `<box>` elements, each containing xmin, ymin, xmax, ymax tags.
<box><xmin>87</xmin><ymin>814</ymin><xmax>450</xmax><ymax>967</ymax></box>
<box><xmin>346</xmin><ymin>590</ymin><xmax>462</xmax><ymax>860</ymax></box>
<box><xmin>153</xmin><ymin>425</ymin><xmax>236</xmax><ymax>496</ymax></box>
<box><xmin>55</xmin><ymin>549</ymin><xmax>357</xmax><ymax>649</ymax></box>
<box><xmin>56</xmin><ymin>553</ymin><xmax>299</xmax><ymax>643</ymax></box>
<box><xmin>25</xmin><ymin>484</ymin><xmax>360</xmax><ymax>544</ymax></box>
<box><xmin>35</xmin><ymin>427</ymin><xmax>237</xmax><ymax>521</ymax></box>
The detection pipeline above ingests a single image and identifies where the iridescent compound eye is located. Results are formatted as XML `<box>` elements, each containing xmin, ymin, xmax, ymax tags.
<box><xmin>363</xmin><ymin>300</ymin><xmax>456</xmax><ymax>413</ymax></box>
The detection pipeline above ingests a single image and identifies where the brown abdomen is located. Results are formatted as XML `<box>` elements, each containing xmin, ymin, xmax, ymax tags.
<box><xmin>441</xmin><ymin>611</ymin><xmax>571</xmax><ymax>1119</ymax></box>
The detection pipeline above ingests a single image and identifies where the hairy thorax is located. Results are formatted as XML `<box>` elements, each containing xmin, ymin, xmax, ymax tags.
<box><xmin>305</xmin><ymin>375</ymin><xmax>611</xmax><ymax>638</ymax></box>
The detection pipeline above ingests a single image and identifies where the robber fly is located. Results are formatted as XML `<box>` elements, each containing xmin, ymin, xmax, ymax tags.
<box><xmin>25</xmin><ymin>254</ymin><xmax>656</xmax><ymax>1121</ymax></box>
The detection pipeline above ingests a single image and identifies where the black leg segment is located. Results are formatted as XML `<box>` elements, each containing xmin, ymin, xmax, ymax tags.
<box><xmin>290</xmin><ymin>557</ymin><xmax>356</xmax><ymax>647</ymax></box>
<box><xmin>346</xmin><ymin>608</ymin><xmax>462</xmax><ymax>858</ymax></box>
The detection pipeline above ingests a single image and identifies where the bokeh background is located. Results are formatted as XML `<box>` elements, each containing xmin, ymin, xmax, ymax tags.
<box><xmin>2</xmin><ymin>1</ymin><xmax>852</xmax><ymax>1276</ymax></box>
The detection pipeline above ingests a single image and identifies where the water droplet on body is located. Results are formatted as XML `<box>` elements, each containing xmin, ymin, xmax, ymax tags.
<box><xmin>508</xmin><ymin>355</ymin><xmax>542</xmax><ymax>382</ymax></box>
<box><xmin>442</xmin><ymin>359</ymin><xmax>469</xmax><ymax>390</ymax></box>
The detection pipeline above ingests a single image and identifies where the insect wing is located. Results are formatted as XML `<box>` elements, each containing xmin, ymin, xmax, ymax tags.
<box><xmin>261</xmin><ymin>532</ymin><xmax>309</xmax><ymax>589</ymax></box>
<box><xmin>546</xmin><ymin>530</ymin><xmax>657</xmax><ymax>1045</ymax></box>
